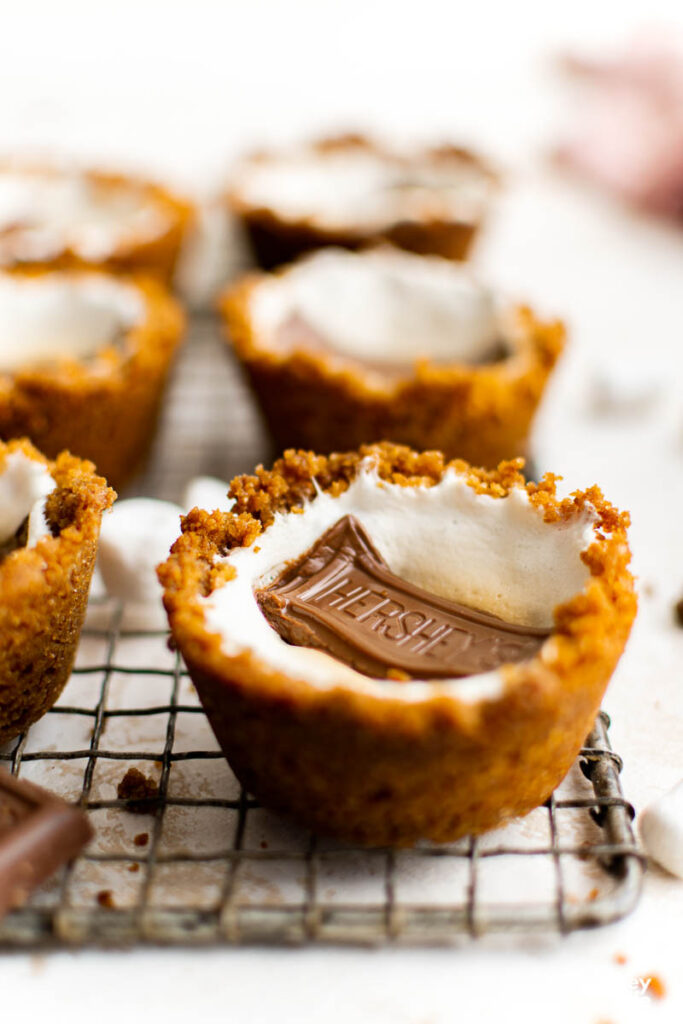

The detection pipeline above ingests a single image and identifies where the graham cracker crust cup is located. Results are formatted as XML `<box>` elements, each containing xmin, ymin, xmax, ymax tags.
<box><xmin>220</xmin><ymin>248</ymin><xmax>564</xmax><ymax>466</ymax></box>
<box><xmin>0</xmin><ymin>163</ymin><xmax>193</xmax><ymax>285</ymax></box>
<box><xmin>159</xmin><ymin>443</ymin><xmax>636</xmax><ymax>847</ymax></box>
<box><xmin>0</xmin><ymin>438</ymin><xmax>114</xmax><ymax>745</ymax></box>
<box><xmin>228</xmin><ymin>135</ymin><xmax>497</xmax><ymax>269</ymax></box>
<box><xmin>0</xmin><ymin>268</ymin><xmax>185</xmax><ymax>490</ymax></box>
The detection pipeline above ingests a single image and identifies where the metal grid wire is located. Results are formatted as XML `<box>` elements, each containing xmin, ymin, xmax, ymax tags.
<box><xmin>0</xmin><ymin>315</ymin><xmax>645</xmax><ymax>947</ymax></box>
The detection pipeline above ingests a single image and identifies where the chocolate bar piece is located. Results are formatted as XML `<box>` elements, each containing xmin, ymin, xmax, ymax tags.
<box><xmin>256</xmin><ymin>515</ymin><xmax>550</xmax><ymax>679</ymax></box>
<box><xmin>0</xmin><ymin>769</ymin><xmax>92</xmax><ymax>920</ymax></box>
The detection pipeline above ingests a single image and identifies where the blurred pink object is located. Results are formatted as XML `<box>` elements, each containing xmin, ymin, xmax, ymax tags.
<box><xmin>557</xmin><ymin>36</ymin><xmax>683</xmax><ymax>221</ymax></box>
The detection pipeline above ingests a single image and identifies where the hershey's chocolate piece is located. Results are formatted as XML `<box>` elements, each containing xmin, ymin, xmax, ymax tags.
<box><xmin>275</xmin><ymin>313</ymin><xmax>509</xmax><ymax>372</ymax></box>
<box><xmin>256</xmin><ymin>515</ymin><xmax>550</xmax><ymax>680</ymax></box>
<box><xmin>0</xmin><ymin>769</ymin><xmax>92</xmax><ymax>920</ymax></box>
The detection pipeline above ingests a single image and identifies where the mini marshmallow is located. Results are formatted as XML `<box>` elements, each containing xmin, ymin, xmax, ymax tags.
<box><xmin>174</xmin><ymin>200</ymin><xmax>247</xmax><ymax>310</ymax></box>
<box><xmin>182</xmin><ymin>476</ymin><xmax>233</xmax><ymax>514</ymax></box>
<box><xmin>639</xmin><ymin>780</ymin><xmax>683</xmax><ymax>878</ymax></box>
<box><xmin>98</xmin><ymin>498</ymin><xmax>183</xmax><ymax>620</ymax></box>
<box><xmin>587</xmin><ymin>361</ymin><xmax>664</xmax><ymax>417</ymax></box>
<box><xmin>0</xmin><ymin>451</ymin><xmax>55</xmax><ymax>545</ymax></box>
<box><xmin>87</xmin><ymin>564</ymin><xmax>107</xmax><ymax>601</ymax></box>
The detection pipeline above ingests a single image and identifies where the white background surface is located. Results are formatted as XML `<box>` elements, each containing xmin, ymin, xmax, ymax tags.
<box><xmin>1</xmin><ymin>1</ymin><xmax>683</xmax><ymax>1021</ymax></box>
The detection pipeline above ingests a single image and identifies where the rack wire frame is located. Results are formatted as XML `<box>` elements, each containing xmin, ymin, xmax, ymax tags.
<box><xmin>0</xmin><ymin>607</ymin><xmax>645</xmax><ymax>949</ymax></box>
<box><xmin>0</xmin><ymin>316</ymin><xmax>645</xmax><ymax>947</ymax></box>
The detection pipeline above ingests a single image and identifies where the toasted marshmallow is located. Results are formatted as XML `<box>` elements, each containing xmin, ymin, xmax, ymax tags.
<box><xmin>0</xmin><ymin>450</ymin><xmax>55</xmax><ymax>546</ymax></box>
<box><xmin>203</xmin><ymin>460</ymin><xmax>598</xmax><ymax>703</ymax></box>
<box><xmin>0</xmin><ymin>272</ymin><xmax>144</xmax><ymax>373</ymax></box>
<box><xmin>0</xmin><ymin>168</ymin><xmax>170</xmax><ymax>264</ymax></box>
<box><xmin>250</xmin><ymin>248</ymin><xmax>502</xmax><ymax>367</ymax></box>
<box><xmin>231</xmin><ymin>143</ymin><xmax>493</xmax><ymax>232</ymax></box>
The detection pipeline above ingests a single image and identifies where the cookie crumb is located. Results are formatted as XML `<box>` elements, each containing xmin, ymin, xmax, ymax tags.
<box><xmin>645</xmin><ymin>975</ymin><xmax>666</xmax><ymax>1001</ymax></box>
<box><xmin>117</xmin><ymin>767</ymin><xmax>160</xmax><ymax>813</ymax></box>
<box><xmin>29</xmin><ymin>954</ymin><xmax>46</xmax><ymax>976</ymax></box>
<box><xmin>386</xmin><ymin>668</ymin><xmax>411</xmax><ymax>681</ymax></box>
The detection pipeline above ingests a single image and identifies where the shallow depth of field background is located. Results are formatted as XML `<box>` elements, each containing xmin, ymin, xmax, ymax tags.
<box><xmin>0</xmin><ymin>0</ymin><xmax>680</xmax><ymax>188</ymax></box>
<box><xmin>2</xmin><ymin>2</ymin><xmax>683</xmax><ymax>1023</ymax></box>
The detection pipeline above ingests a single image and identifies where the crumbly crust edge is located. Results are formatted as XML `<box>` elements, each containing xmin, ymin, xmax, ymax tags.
<box><xmin>0</xmin><ymin>436</ymin><xmax>114</xmax><ymax>587</ymax></box>
<box><xmin>159</xmin><ymin>442</ymin><xmax>636</xmax><ymax>727</ymax></box>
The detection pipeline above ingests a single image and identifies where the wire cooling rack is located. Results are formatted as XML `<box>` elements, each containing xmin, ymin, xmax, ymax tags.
<box><xmin>0</xmin><ymin>315</ymin><xmax>645</xmax><ymax>948</ymax></box>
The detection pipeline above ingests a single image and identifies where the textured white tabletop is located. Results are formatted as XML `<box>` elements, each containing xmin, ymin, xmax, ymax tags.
<box><xmin>1</xmin><ymin>2</ymin><xmax>682</xmax><ymax>1021</ymax></box>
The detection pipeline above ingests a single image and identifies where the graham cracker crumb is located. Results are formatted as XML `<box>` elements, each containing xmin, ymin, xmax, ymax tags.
<box><xmin>117</xmin><ymin>767</ymin><xmax>160</xmax><ymax>813</ymax></box>
<box><xmin>96</xmin><ymin>890</ymin><xmax>115</xmax><ymax>909</ymax></box>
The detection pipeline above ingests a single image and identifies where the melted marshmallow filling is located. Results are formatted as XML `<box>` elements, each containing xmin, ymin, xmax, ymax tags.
<box><xmin>233</xmin><ymin>147</ymin><xmax>492</xmax><ymax>230</ymax></box>
<box><xmin>250</xmin><ymin>249</ymin><xmax>503</xmax><ymax>366</ymax></box>
<box><xmin>0</xmin><ymin>273</ymin><xmax>145</xmax><ymax>372</ymax></box>
<box><xmin>202</xmin><ymin>464</ymin><xmax>597</xmax><ymax>703</ymax></box>
<box><xmin>0</xmin><ymin>170</ymin><xmax>169</xmax><ymax>262</ymax></box>
<box><xmin>0</xmin><ymin>451</ymin><xmax>56</xmax><ymax>551</ymax></box>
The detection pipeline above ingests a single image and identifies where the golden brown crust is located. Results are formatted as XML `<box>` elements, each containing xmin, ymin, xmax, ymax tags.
<box><xmin>0</xmin><ymin>166</ymin><xmax>194</xmax><ymax>285</ymax></box>
<box><xmin>0</xmin><ymin>438</ymin><xmax>114</xmax><ymax>744</ymax></box>
<box><xmin>159</xmin><ymin>442</ymin><xmax>636</xmax><ymax>846</ymax></box>
<box><xmin>228</xmin><ymin>134</ymin><xmax>497</xmax><ymax>269</ymax></box>
<box><xmin>0</xmin><ymin>269</ymin><xmax>185</xmax><ymax>489</ymax></box>
<box><xmin>220</xmin><ymin>269</ymin><xmax>565</xmax><ymax>467</ymax></box>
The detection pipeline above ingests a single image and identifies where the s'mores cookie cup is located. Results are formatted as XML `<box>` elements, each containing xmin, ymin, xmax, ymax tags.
<box><xmin>0</xmin><ymin>439</ymin><xmax>113</xmax><ymax>744</ymax></box>
<box><xmin>160</xmin><ymin>443</ymin><xmax>636</xmax><ymax>847</ymax></box>
<box><xmin>0</xmin><ymin>164</ymin><xmax>193</xmax><ymax>284</ymax></box>
<box><xmin>221</xmin><ymin>248</ymin><xmax>564</xmax><ymax>466</ymax></box>
<box><xmin>0</xmin><ymin>269</ymin><xmax>185</xmax><ymax>489</ymax></box>
<box><xmin>228</xmin><ymin>135</ymin><xmax>497</xmax><ymax>269</ymax></box>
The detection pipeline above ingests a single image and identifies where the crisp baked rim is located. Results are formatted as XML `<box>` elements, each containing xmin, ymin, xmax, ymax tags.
<box><xmin>160</xmin><ymin>443</ymin><xmax>636</xmax><ymax>718</ymax></box>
